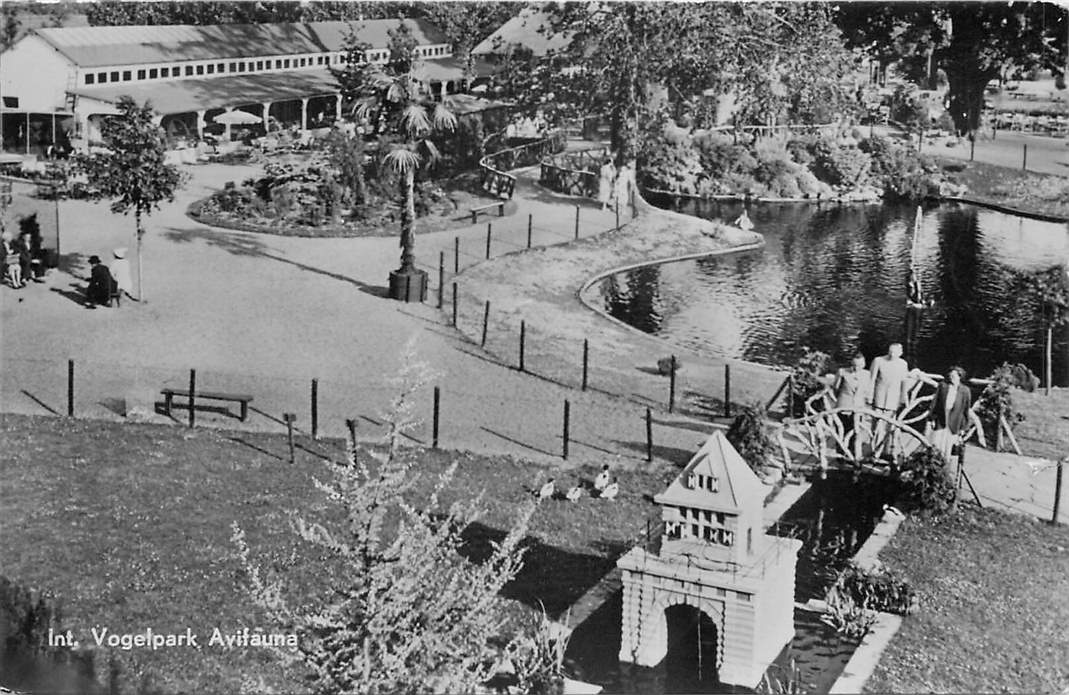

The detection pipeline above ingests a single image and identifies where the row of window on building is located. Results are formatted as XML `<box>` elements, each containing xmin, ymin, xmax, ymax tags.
<box><xmin>666</xmin><ymin>521</ymin><xmax>736</xmax><ymax>546</ymax></box>
<box><xmin>81</xmin><ymin>44</ymin><xmax>450</xmax><ymax>86</ymax></box>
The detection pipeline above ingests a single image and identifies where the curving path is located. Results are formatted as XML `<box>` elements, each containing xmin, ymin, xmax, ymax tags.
<box><xmin>1</xmin><ymin>153</ymin><xmax>730</xmax><ymax>471</ymax></box>
<box><xmin>2</xmin><ymin>147</ymin><xmax>1065</xmax><ymax>520</ymax></box>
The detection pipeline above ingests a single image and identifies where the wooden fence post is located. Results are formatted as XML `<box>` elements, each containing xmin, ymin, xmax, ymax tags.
<box><xmin>67</xmin><ymin>359</ymin><xmax>74</xmax><ymax>417</ymax></box>
<box><xmin>485</xmin><ymin>222</ymin><xmax>492</xmax><ymax>260</ymax></box>
<box><xmin>454</xmin><ymin>236</ymin><xmax>460</xmax><ymax>274</ymax></box>
<box><xmin>646</xmin><ymin>407</ymin><xmax>653</xmax><ymax>463</ymax></box>
<box><xmin>1053</xmin><ymin>459</ymin><xmax>1064</xmax><ymax>525</ymax></box>
<box><xmin>345</xmin><ymin>418</ymin><xmax>357</xmax><ymax>461</ymax></box>
<box><xmin>519</xmin><ymin>320</ymin><xmax>526</xmax><ymax>372</ymax></box>
<box><xmin>284</xmin><ymin>413</ymin><xmax>296</xmax><ymax>464</ymax></box>
<box><xmin>437</xmin><ymin>251</ymin><xmax>445</xmax><ymax>309</ymax></box>
<box><xmin>724</xmin><ymin>363</ymin><xmax>732</xmax><ymax>419</ymax></box>
<box><xmin>562</xmin><ymin>399</ymin><xmax>570</xmax><ymax>460</ymax></box>
<box><xmin>481</xmin><ymin>300</ymin><xmax>490</xmax><ymax>347</ymax></box>
<box><xmin>574</xmin><ymin>205</ymin><xmax>580</xmax><ymax>240</ymax></box>
<box><xmin>615</xmin><ymin>200</ymin><xmax>620</xmax><ymax>231</ymax></box>
<box><xmin>187</xmin><ymin>369</ymin><xmax>196</xmax><ymax>428</ymax></box>
<box><xmin>432</xmin><ymin>386</ymin><xmax>440</xmax><ymax>449</ymax></box>
<box><xmin>527</xmin><ymin>214</ymin><xmax>533</xmax><ymax>249</ymax></box>
<box><xmin>1022</xmin><ymin>144</ymin><xmax>1028</xmax><ymax>171</ymax></box>
<box><xmin>452</xmin><ymin>283</ymin><xmax>458</xmax><ymax>327</ymax></box>
<box><xmin>311</xmin><ymin>378</ymin><xmax>319</xmax><ymax>440</ymax></box>
<box><xmin>668</xmin><ymin>355</ymin><xmax>676</xmax><ymax>413</ymax></box>
<box><xmin>787</xmin><ymin>374</ymin><xmax>795</xmax><ymax>417</ymax></box>
<box><xmin>582</xmin><ymin>339</ymin><xmax>589</xmax><ymax>391</ymax></box>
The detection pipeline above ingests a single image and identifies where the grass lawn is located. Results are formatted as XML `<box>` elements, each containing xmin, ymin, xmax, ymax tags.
<box><xmin>1012</xmin><ymin>387</ymin><xmax>1069</xmax><ymax>461</ymax></box>
<box><xmin>865</xmin><ymin>505</ymin><xmax>1069</xmax><ymax>693</ymax></box>
<box><xmin>940</xmin><ymin>158</ymin><xmax>1069</xmax><ymax>220</ymax></box>
<box><xmin>0</xmin><ymin>413</ymin><xmax>673</xmax><ymax>694</ymax></box>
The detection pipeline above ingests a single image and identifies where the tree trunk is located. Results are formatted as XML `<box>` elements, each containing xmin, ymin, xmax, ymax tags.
<box><xmin>945</xmin><ymin>68</ymin><xmax>992</xmax><ymax>136</ymax></box>
<box><xmin>135</xmin><ymin>208</ymin><xmax>144</xmax><ymax>302</ymax></box>
<box><xmin>398</xmin><ymin>167</ymin><xmax>415</xmax><ymax>272</ymax></box>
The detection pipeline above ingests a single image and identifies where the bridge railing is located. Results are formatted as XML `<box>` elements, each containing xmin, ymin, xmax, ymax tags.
<box><xmin>477</xmin><ymin>130</ymin><xmax>568</xmax><ymax>200</ymax></box>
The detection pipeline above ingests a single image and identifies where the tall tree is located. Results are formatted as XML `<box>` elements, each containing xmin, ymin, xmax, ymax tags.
<box><xmin>346</xmin><ymin>20</ymin><xmax>457</xmax><ymax>301</ymax></box>
<box><xmin>1</xmin><ymin>3</ymin><xmax>21</xmax><ymax>52</ymax></box>
<box><xmin>836</xmin><ymin>2</ymin><xmax>1069</xmax><ymax>135</ymax></box>
<box><xmin>416</xmin><ymin>2</ymin><xmax>519</xmax><ymax>76</ymax></box>
<box><xmin>233</xmin><ymin>343</ymin><xmax>545</xmax><ymax>694</ymax></box>
<box><xmin>75</xmin><ymin>97</ymin><xmax>185</xmax><ymax>302</ymax></box>
<box><xmin>1028</xmin><ymin>264</ymin><xmax>1069</xmax><ymax>395</ymax></box>
<box><xmin>542</xmin><ymin>3</ymin><xmax>855</xmax><ymax>163</ymax></box>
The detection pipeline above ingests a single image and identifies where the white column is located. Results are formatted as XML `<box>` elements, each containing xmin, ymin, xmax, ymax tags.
<box><xmin>222</xmin><ymin>108</ymin><xmax>233</xmax><ymax>142</ymax></box>
<box><xmin>300</xmin><ymin>98</ymin><xmax>309</xmax><ymax>131</ymax></box>
<box><xmin>334</xmin><ymin>94</ymin><xmax>342</xmax><ymax>123</ymax></box>
<box><xmin>195</xmin><ymin>110</ymin><xmax>205</xmax><ymax>139</ymax></box>
<box><xmin>262</xmin><ymin>102</ymin><xmax>271</xmax><ymax>132</ymax></box>
<box><xmin>439</xmin><ymin>82</ymin><xmax>447</xmax><ymax>102</ymax></box>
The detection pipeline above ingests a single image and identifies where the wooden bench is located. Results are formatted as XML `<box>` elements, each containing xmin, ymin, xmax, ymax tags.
<box><xmin>161</xmin><ymin>388</ymin><xmax>253</xmax><ymax>421</ymax></box>
<box><xmin>470</xmin><ymin>200</ymin><xmax>506</xmax><ymax>223</ymax></box>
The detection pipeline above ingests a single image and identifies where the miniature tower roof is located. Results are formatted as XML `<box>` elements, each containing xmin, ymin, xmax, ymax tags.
<box><xmin>654</xmin><ymin>430</ymin><xmax>766</xmax><ymax>514</ymax></box>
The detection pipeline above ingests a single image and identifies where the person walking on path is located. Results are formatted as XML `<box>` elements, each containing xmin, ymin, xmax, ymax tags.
<box><xmin>927</xmin><ymin>366</ymin><xmax>972</xmax><ymax>467</ymax></box>
<box><xmin>615</xmin><ymin>160</ymin><xmax>636</xmax><ymax>218</ymax></box>
<box><xmin>869</xmin><ymin>342</ymin><xmax>910</xmax><ymax>459</ymax></box>
<box><xmin>597</xmin><ymin>157</ymin><xmax>616</xmax><ymax>211</ymax></box>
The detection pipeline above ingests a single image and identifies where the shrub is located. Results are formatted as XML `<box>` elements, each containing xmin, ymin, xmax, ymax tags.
<box><xmin>789</xmin><ymin>347</ymin><xmax>832</xmax><ymax>417</ymax></box>
<box><xmin>641</xmin><ymin>140</ymin><xmax>704</xmax><ymax>195</ymax></box>
<box><xmin>697</xmin><ymin>137</ymin><xmax>757</xmax><ymax>180</ymax></box>
<box><xmin>895</xmin><ymin>445</ymin><xmax>957</xmax><ymax>517</ymax></box>
<box><xmin>833</xmin><ymin>562</ymin><xmax>916</xmax><ymax>615</ymax></box>
<box><xmin>726</xmin><ymin>404</ymin><xmax>776</xmax><ymax>474</ymax></box>
<box><xmin>786</xmin><ymin>137</ymin><xmax>818</xmax><ymax>166</ymax></box>
<box><xmin>812</xmin><ymin>140</ymin><xmax>872</xmax><ymax>187</ymax></box>
<box><xmin>976</xmin><ymin>363</ymin><xmax>1026</xmax><ymax>444</ymax></box>
<box><xmin>821</xmin><ymin>590</ymin><xmax>875</xmax><ymax>640</ymax></box>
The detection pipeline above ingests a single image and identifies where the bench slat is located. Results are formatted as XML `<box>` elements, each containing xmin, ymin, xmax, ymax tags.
<box><xmin>161</xmin><ymin>389</ymin><xmax>253</xmax><ymax>402</ymax></box>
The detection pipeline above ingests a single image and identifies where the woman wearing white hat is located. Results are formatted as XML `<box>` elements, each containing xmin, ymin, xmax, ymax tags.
<box><xmin>109</xmin><ymin>248</ymin><xmax>134</xmax><ymax>299</ymax></box>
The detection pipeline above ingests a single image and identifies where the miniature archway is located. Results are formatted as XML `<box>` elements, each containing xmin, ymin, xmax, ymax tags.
<box><xmin>635</xmin><ymin>591</ymin><xmax>726</xmax><ymax>672</ymax></box>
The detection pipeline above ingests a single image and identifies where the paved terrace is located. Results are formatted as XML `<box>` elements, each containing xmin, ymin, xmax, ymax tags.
<box><xmin>1</xmin><ymin>137</ymin><xmax>1065</xmax><ymax>520</ymax></box>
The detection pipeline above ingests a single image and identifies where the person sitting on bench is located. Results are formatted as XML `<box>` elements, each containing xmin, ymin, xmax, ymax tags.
<box><xmin>85</xmin><ymin>255</ymin><xmax>116</xmax><ymax>308</ymax></box>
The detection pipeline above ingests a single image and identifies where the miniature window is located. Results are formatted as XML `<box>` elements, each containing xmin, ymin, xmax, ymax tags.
<box><xmin>84</xmin><ymin>74</ymin><xmax>95</xmax><ymax>85</ymax></box>
<box><xmin>173</xmin><ymin>65</ymin><xmax>180</xmax><ymax>76</ymax></box>
<box><xmin>705</xmin><ymin>476</ymin><xmax>718</xmax><ymax>492</ymax></box>
<box><xmin>238</xmin><ymin>62</ymin><xmax>246</xmax><ymax>72</ymax></box>
<box><xmin>702</xmin><ymin>526</ymin><xmax>714</xmax><ymax>541</ymax></box>
<box><xmin>136</xmin><ymin>69</ymin><xmax>145</xmax><ymax>80</ymax></box>
<box><xmin>702</xmin><ymin>510</ymin><xmax>712</xmax><ymax>523</ymax></box>
<box><xmin>97</xmin><ymin>72</ymin><xmax>107</xmax><ymax>83</ymax></box>
<box><xmin>255</xmin><ymin>61</ymin><xmax>262</xmax><ymax>70</ymax></box>
<box><xmin>161</xmin><ymin>67</ymin><xmax>169</xmax><ymax>77</ymax></box>
<box><xmin>722</xmin><ymin>531</ymin><xmax>734</xmax><ymax>546</ymax></box>
<box><xmin>691</xmin><ymin>523</ymin><xmax>699</xmax><ymax>538</ymax></box>
<box><xmin>283</xmin><ymin>58</ymin><xmax>290</xmax><ymax>68</ymax></box>
<box><xmin>217</xmin><ymin>63</ymin><xmax>224</xmax><ymax>72</ymax></box>
<box><xmin>196</xmin><ymin>65</ymin><xmax>204</xmax><ymax>75</ymax></box>
<box><xmin>149</xmin><ymin>68</ymin><xmax>158</xmax><ymax>79</ymax></box>
<box><xmin>299</xmin><ymin>57</ymin><xmax>306</xmax><ymax>67</ymax></box>
<box><xmin>206</xmin><ymin>64</ymin><xmax>214</xmax><ymax>74</ymax></box>
<box><xmin>229</xmin><ymin>62</ymin><xmax>236</xmax><ymax>72</ymax></box>
<box><xmin>122</xmin><ymin>70</ymin><xmax>131</xmax><ymax>81</ymax></box>
<box><xmin>185</xmin><ymin>66</ymin><xmax>193</xmax><ymax>76</ymax></box>
<box><xmin>110</xmin><ymin>71</ymin><xmax>119</xmax><ymax>82</ymax></box>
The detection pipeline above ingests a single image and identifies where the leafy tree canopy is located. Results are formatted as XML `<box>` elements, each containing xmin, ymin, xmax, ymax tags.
<box><xmin>835</xmin><ymin>2</ymin><xmax>1069</xmax><ymax>133</ymax></box>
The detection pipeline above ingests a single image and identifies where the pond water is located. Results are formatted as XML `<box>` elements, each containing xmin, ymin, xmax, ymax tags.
<box><xmin>564</xmin><ymin>473</ymin><xmax>896</xmax><ymax>694</ymax></box>
<box><xmin>593</xmin><ymin>198</ymin><xmax>1069</xmax><ymax>385</ymax></box>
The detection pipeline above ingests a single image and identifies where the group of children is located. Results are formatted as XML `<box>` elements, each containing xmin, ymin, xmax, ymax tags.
<box><xmin>537</xmin><ymin>464</ymin><xmax>619</xmax><ymax>503</ymax></box>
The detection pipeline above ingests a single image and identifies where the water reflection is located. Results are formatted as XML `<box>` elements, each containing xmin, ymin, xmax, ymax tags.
<box><xmin>596</xmin><ymin>199</ymin><xmax>1069</xmax><ymax>384</ymax></box>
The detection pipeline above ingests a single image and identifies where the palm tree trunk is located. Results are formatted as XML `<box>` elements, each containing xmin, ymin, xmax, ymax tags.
<box><xmin>399</xmin><ymin>167</ymin><xmax>416</xmax><ymax>272</ymax></box>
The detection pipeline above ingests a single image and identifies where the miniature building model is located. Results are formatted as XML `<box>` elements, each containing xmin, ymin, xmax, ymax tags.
<box><xmin>616</xmin><ymin>431</ymin><xmax>802</xmax><ymax>688</ymax></box>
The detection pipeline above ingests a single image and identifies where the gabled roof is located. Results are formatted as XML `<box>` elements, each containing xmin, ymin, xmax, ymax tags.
<box><xmin>33</xmin><ymin>19</ymin><xmax>449</xmax><ymax>68</ymax></box>
<box><xmin>654</xmin><ymin>431</ymin><xmax>766</xmax><ymax>514</ymax></box>
<box><xmin>471</xmin><ymin>6</ymin><xmax>571</xmax><ymax>57</ymax></box>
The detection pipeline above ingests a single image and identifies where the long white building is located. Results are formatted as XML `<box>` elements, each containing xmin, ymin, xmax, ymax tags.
<box><xmin>0</xmin><ymin>19</ymin><xmax>469</xmax><ymax>154</ymax></box>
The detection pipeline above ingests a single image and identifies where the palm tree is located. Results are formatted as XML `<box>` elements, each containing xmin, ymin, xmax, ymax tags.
<box><xmin>353</xmin><ymin>25</ymin><xmax>456</xmax><ymax>302</ymax></box>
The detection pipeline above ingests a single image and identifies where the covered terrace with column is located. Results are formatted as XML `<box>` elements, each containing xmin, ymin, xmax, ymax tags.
<box><xmin>69</xmin><ymin>70</ymin><xmax>344</xmax><ymax>149</ymax></box>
